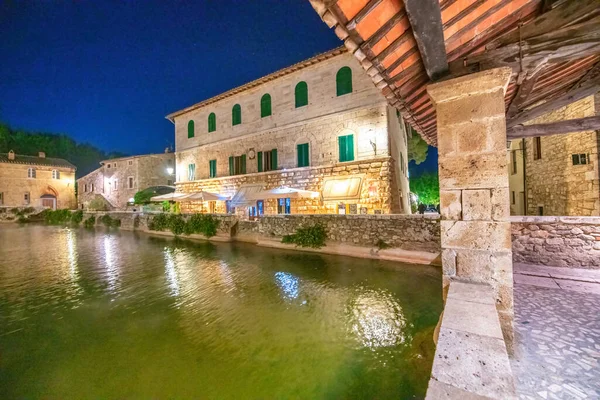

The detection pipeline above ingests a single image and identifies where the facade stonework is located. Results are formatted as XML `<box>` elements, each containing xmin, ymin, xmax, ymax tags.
<box><xmin>523</xmin><ymin>96</ymin><xmax>599</xmax><ymax>216</ymax></box>
<box><xmin>169</xmin><ymin>50</ymin><xmax>410</xmax><ymax>216</ymax></box>
<box><xmin>0</xmin><ymin>152</ymin><xmax>76</xmax><ymax>209</ymax></box>
<box><xmin>428</xmin><ymin>68</ymin><xmax>514</xmax><ymax>340</ymax></box>
<box><xmin>511</xmin><ymin>216</ymin><xmax>600</xmax><ymax>269</ymax></box>
<box><xmin>77</xmin><ymin>152</ymin><xmax>175</xmax><ymax>210</ymax></box>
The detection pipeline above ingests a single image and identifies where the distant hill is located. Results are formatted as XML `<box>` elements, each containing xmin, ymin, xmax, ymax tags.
<box><xmin>0</xmin><ymin>122</ymin><xmax>127</xmax><ymax>177</ymax></box>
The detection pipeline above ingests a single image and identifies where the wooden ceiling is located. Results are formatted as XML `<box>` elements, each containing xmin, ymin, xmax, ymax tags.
<box><xmin>309</xmin><ymin>0</ymin><xmax>600</xmax><ymax>145</ymax></box>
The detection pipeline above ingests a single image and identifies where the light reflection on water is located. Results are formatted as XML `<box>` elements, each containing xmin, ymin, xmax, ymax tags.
<box><xmin>0</xmin><ymin>225</ymin><xmax>442</xmax><ymax>399</ymax></box>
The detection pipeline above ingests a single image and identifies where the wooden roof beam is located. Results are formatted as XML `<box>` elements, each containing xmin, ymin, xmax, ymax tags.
<box><xmin>507</xmin><ymin>75</ymin><xmax>600</xmax><ymax>127</ymax></box>
<box><xmin>403</xmin><ymin>0</ymin><xmax>449</xmax><ymax>81</ymax></box>
<box><xmin>507</xmin><ymin>116</ymin><xmax>600</xmax><ymax>138</ymax></box>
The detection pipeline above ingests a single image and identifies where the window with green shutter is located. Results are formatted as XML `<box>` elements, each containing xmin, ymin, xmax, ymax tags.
<box><xmin>336</xmin><ymin>67</ymin><xmax>353</xmax><ymax>96</ymax></box>
<box><xmin>258</xmin><ymin>149</ymin><xmax>278</xmax><ymax>172</ymax></box>
<box><xmin>187</xmin><ymin>120</ymin><xmax>195</xmax><ymax>138</ymax></box>
<box><xmin>260</xmin><ymin>94</ymin><xmax>271</xmax><ymax>118</ymax></box>
<box><xmin>338</xmin><ymin>134</ymin><xmax>354</xmax><ymax>162</ymax></box>
<box><xmin>295</xmin><ymin>81</ymin><xmax>308</xmax><ymax>108</ymax></box>
<box><xmin>188</xmin><ymin>163</ymin><xmax>196</xmax><ymax>181</ymax></box>
<box><xmin>208</xmin><ymin>113</ymin><xmax>216</xmax><ymax>133</ymax></box>
<box><xmin>297</xmin><ymin>143</ymin><xmax>309</xmax><ymax>167</ymax></box>
<box><xmin>230</xmin><ymin>155</ymin><xmax>247</xmax><ymax>175</ymax></box>
<box><xmin>209</xmin><ymin>159</ymin><xmax>217</xmax><ymax>178</ymax></box>
<box><xmin>232</xmin><ymin>104</ymin><xmax>241</xmax><ymax>126</ymax></box>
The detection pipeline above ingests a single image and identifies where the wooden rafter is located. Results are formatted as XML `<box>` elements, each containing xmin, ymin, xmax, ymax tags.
<box><xmin>403</xmin><ymin>0</ymin><xmax>448</xmax><ymax>80</ymax></box>
<box><xmin>507</xmin><ymin>116</ymin><xmax>600</xmax><ymax>138</ymax></box>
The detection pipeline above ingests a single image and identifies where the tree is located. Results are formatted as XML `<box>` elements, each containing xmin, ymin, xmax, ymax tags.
<box><xmin>409</xmin><ymin>172</ymin><xmax>440</xmax><ymax>205</ymax></box>
<box><xmin>407</xmin><ymin>130</ymin><xmax>429</xmax><ymax>165</ymax></box>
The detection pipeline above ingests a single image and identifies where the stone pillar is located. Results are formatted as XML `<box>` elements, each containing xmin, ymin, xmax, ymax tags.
<box><xmin>427</xmin><ymin>67</ymin><xmax>514</xmax><ymax>341</ymax></box>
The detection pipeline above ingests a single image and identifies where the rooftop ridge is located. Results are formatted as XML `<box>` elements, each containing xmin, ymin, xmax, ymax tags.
<box><xmin>165</xmin><ymin>46</ymin><xmax>347</xmax><ymax>121</ymax></box>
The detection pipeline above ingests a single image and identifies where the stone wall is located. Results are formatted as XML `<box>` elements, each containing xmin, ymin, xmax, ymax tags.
<box><xmin>511</xmin><ymin>216</ymin><xmax>600</xmax><ymax>269</ymax></box>
<box><xmin>177</xmin><ymin>156</ymin><xmax>400</xmax><ymax>215</ymax></box>
<box><xmin>256</xmin><ymin>214</ymin><xmax>440</xmax><ymax>252</ymax></box>
<box><xmin>524</xmin><ymin>96</ymin><xmax>599</xmax><ymax>216</ymax></box>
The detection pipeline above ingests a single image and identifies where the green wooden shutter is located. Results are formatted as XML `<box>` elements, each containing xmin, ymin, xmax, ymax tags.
<box><xmin>257</xmin><ymin>151</ymin><xmax>263</xmax><ymax>173</ymax></box>
<box><xmin>241</xmin><ymin>154</ymin><xmax>246</xmax><ymax>174</ymax></box>
<box><xmin>208</xmin><ymin>113</ymin><xmax>216</xmax><ymax>133</ymax></box>
<box><xmin>297</xmin><ymin>144</ymin><xmax>303</xmax><ymax>167</ymax></box>
<box><xmin>338</xmin><ymin>135</ymin><xmax>347</xmax><ymax>162</ymax></box>
<box><xmin>297</xmin><ymin>143</ymin><xmax>309</xmax><ymax>167</ymax></box>
<box><xmin>187</xmin><ymin>120</ymin><xmax>195</xmax><ymax>138</ymax></box>
<box><xmin>336</xmin><ymin>67</ymin><xmax>353</xmax><ymax>96</ymax></box>
<box><xmin>295</xmin><ymin>82</ymin><xmax>308</xmax><ymax>108</ymax></box>
<box><xmin>232</xmin><ymin>104</ymin><xmax>241</xmax><ymax>126</ymax></box>
<box><xmin>271</xmin><ymin>149</ymin><xmax>277</xmax><ymax>170</ymax></box>
<box><xmin>261</xmin><ymin>94</ymin><xmax>271</xmax><ymax>118</ymax></box>
<box><xmin>346</xmin><ymin>134</ymin><xmax>354</xmax><ymax>161</ymax></box>
<box><xmin>209</xmin><ymin>160</ymin><xmax>216</xmax><ymax>178</ymax></box>
<box><xmin>229</xmin><ymin>156</ymin><xmax>234</xmax><ymax>175</ymax></box>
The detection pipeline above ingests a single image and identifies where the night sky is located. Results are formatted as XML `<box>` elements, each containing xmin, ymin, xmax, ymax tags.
<box><xmin>1</xmin><ymin>0</ymin><xmax>436</xmax><ymax>173</ymax></box>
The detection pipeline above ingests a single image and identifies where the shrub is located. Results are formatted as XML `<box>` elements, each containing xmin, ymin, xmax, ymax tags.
<box><xmin>376</xmin><ymin>239</ymin><xmax>391</xmax><ymax>250</ymax></box>
<box><xmin>9</xmin><ymin>207</ymin><xmax>19</xmax><ymax>214</ymax></box>
<box><xmin>167</xmin><ymin>214</ymin><xmax>186</xmax><ymax>235</ymax></box>
<box><xmin>22</xmin><ymin>207</ymin><xmax>36</xmax><ymax>215</ymax></box>
<box><xmin>17</xmin><ymin>216</ymin><xmax>30</xmax><ymax>223</ymax></box>
<box><xmin>71</xmin><ymin>210</ymin><xmax>84</xmax><ymax>224</ymax></box>
<box><xmin>184</xmin><ymin>214</ymin><xmax>220</xmax><ymax>237</ymax></box>
<box><xmin>100</xmin><ymin>214</ymin><xmax>121</xmax><ymax>228</ymax></box>
<box><xmin>281</xmin><ymin>223</ymin><xmax>327</xmax><ymax>248</ymax></box>
<box><xmin>44</xmin><ymin>209</ymin><xmax>72</xmax><ymax>225</ymax></box>
<box><xmin>148</xmin><ymin>213</ymin><xmax>169</xmax><ymax>231</ymax></box>
<box><xmin>83</xmin><ymin>216</ymin><xmax>96</xmax><ymax>228</ymax></box>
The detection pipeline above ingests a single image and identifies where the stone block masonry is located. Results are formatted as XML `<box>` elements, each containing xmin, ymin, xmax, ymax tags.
<box><xmin>428</xmin><ymin>67</ymin><xmax>514</xmax><ymax>343</ymax></box>
<box><xmin>511</xmin><ymin>216</ymin><xmax>600</xmax><ymax>269</ymax></box>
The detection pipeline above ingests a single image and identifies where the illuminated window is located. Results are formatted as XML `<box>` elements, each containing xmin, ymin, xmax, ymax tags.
<box><xmin>208</xmin><ymin>113</ymin><xmax>216</xmax><ymax>132</ymax></box>
<box><xmin>232</xmin><ymin>104</ymin><xmax>241</xmax><ymax>126</ymax></box>
<box><xmin>260</xmin><ymin>94</ymin><xmax>272</xmax><ymax>118</ymax></box>
<box><xmin>188</xmin><ymin>164</ymin><xmax>196</xmax><ymax>181</ymax></box>
<box><xmin>295</xmin><ymin>81</ymin><xmax>308</xmax><ymax>108</ymax></box>
<box><xmin>277</xmin><ymin>198</ymin><xmax>291</xmax><ymax>214</ymax></box>
<box><xmin>336</xmin><ymin>66</ymin><xmax>352</xmax><ymax>96</ymax></box>
<box><xmin>187</xmin><ymin>120</ymin><xmax>195</xmax><ymax>138</ymax></box>
<box><xmin>338</xmin><ymin>134</ymin><xmax>355</xmax><ymax>162</ymax></box>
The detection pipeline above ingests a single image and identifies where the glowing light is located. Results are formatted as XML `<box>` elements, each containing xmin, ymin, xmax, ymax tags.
<box><xmin>104</xmin><ymin>235</ymin><xmax>119</xmax><ymax>292</ymax></box>
<box><xmin>350</xmin><ymin>290</ymin><xmax>407</xmax><ymax>349</ymax></box>
<box><xmin>166</xmin><ymin>167</ymin><xmax>174</xmax><ymax>175</ymax></box>
<box><xmin>164</xmin><ymin>247</ymin><xmax>180</xmax><ymax>297</ymax></box>
<box><xmin>66</xmin><ymin>229</ymin><xmax>78</xmax><ymax>279</ymax></box>
<box><xmin>275</xmin><ymin>272</ymin><xmax>299</xmax><ymax>300</ymax></box>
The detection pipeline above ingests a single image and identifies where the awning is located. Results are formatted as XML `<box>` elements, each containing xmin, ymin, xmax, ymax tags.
<box><xmin>322</xmin><ymin>176</ymin><xmax>363</xmax><ymax>201</ymax></box>
<box><xmin>182</xmin><ymin>191</ymin><xmax>230</xmax><ymax>202</ymax></box>
<box><xmin>248</xmin><ymin>186</ymin><xmax>320</xmax><ymax>201</ymax></box>
<box><xmin>230</xmin><ymin>183</ymin><xmax>265</xmax><ymax>208</ymax></box>
<box><xmin>150</xmin><ymin>192</ymin><xmax>189</xmax><ymax>202</ymax></box>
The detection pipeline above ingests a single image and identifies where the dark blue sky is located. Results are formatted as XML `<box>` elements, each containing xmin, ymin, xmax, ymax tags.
<box><xmin>0</xmin><ymin>1</ymin><xmax>341</xmax><ymax>155</ymax></box>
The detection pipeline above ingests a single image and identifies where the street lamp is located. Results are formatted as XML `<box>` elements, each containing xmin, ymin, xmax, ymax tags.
<box><xmin>166</xmin><ymin>167</ymin><xmax>174</xmax><ymax>175</ymax></box>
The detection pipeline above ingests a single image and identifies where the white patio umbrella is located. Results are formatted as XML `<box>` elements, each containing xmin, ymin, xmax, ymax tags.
<box><xmin>149</xmin><ymin>192</ymin><xmax>189</xmax><ymax>202</ymax></box>
<box><xmin>247</xmin><ymin>186</ymin><xmax>320</xmax><ymax>200</ymax></box>
<box><xmin>182</xmin><ymin>191</ymin><xmax>230</xmax><ymax>201</ymax></box>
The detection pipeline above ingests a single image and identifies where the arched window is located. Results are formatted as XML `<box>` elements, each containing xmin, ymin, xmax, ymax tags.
<box><xmin>232</xmin><ymin>104</ymin><xmax>242</xmax><ymax>126</ymax></box>
<box><xmin>295</xmin><ymin>81</ymin><xmax>308</xmax><ymax>108</ymax></box>
<box><xmin>260</xmin><ymin>94</ymin><xmax>272</xmax><ymax>118</ymax></box>
<box><xmin>208</xmin><ymin>113</ymin><xmax>216</xmax><ymax>133</ymax></box>
<box><xmin>187</xmin><ymin>120</ymin><xmax>195</xmax><ymax>138</ymax></box>
<box><xmin>336</xmin><ymin>66</ymin><xmax>353</xmax><ymax>96</ymax></box>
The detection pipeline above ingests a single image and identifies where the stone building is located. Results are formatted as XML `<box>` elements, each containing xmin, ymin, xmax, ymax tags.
<box><xmin>508</xmin><ymin>95</ymin><xmax>600</xmax><ymax>216</ymax></box>
<box><xmin>166</xmin><ymin>47</ymin><xmax>410</xmax><ymax>216</ymax></box>
<box><xmin>0</xmin><ymin>150</ymin><xmax>76</xmax><ymax>209</ymax></box>
<box><xmin>77</xmin><ymin>152</ymin><xmax>175</xmax><ymax>210</ymax></box>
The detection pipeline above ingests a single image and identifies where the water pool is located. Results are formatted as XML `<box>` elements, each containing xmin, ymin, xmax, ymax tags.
<box><xmin>0</xmin><ymin>225</ymin><xmax>442</xmax><ymax>399</ymax></box>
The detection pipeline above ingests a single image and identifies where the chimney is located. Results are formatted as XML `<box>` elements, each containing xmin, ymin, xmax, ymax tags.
<box><xmin>38</xmin><ymin>151</ymin><xmax>46</xmax><ymax>158</ymax></box>
<box><xmin>8</xmin><ymin>150</ymin><xmax>15</xmax><ymax>160</ymax></box>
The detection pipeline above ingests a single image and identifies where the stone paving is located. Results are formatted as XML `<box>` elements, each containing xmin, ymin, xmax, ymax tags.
<box><xmin>511</xmin><ymin>264</ymin><xmax>600</xmax><ymax>399</ymax></box>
